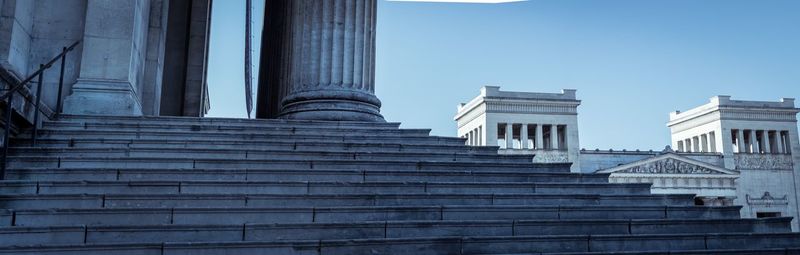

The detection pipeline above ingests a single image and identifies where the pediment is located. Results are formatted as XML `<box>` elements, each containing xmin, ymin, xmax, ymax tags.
<box><xmin>596</xmin><ymin>153</ymin><xmax>738</xmax><ymax>175</ymax></box>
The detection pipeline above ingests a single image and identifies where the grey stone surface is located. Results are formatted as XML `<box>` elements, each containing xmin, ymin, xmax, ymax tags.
<box><xmin>385</xmin><ymin>220</ymin><xmax>512</xmax><ymax>238</ymax></box>
<box><xmin>462</xmin><ymin>235</ymin><xmax>588</xmax><ymax>254</ymax></box>
<box><xmin>14</xmin><ymin>208</ymin><xmax>172</xmax><ymax>226</ymax></box>
<box><xmin>172</xmin><ymin>208</ymin><xmax>314</xmax><ymax>225</ymax></box>
<box><xmin>87</xmin><ymin>225</ymin><xmax>243</xmax><ymax>243</ymax></box>
<box><xmin>514</xmin><ymin>219</ymin><xmax>630</xmax><ymax>235</ymax></box>
<box><xmin>164</xmin><ymin>241</ymin><xmax>319</xmax><ymax>255</ymax></box>
<box><xmin>0</xmin><ymin>226</ymin><xmax>85</xmax><ymax>246</ymax></box>
<box><xmin>0</xmin><ymin>210</ymin><xmax>12</xmax><ymax>227</ymax></box>
<box><xmin>588</xmin><ymin>234</ymin><xmax>706</xmax><ymax>252</ymax></box>
<box><xmin>246</xmin><ymin>222</ymin><xmax>385</xmax><ymax>241</ymax></box>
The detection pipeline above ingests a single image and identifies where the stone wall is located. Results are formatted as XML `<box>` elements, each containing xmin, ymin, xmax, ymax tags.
<box><xmin>0</xmin><ymin>0</ymin><xmax>34</xmax><ymax>78</ymax></box>
<box><xmin>1</xmin><ymin>0</ymin><xmax>211</xmax><ymax>119</ymax></box>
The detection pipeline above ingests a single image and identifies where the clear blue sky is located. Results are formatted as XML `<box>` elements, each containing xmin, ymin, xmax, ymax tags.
<box><xmin>207</xmin><ymin>0</ymin><xmax>800</xmax><ymax>150</ymax></box>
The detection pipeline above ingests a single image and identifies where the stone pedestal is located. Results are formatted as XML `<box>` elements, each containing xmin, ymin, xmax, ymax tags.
<box><xmin>63</xmin><ymin>79</ymin><xmax>142</xmax><ymax>115</ymax></box>
<box><xmin>261</xmin><ymin>0</ymin><xmax>384</xmax><ymax>122</ymax></box>
<box><xmin>63</xmin><ymin>0</ymin><xmax>149</xmax><ymax>116</ymax></box>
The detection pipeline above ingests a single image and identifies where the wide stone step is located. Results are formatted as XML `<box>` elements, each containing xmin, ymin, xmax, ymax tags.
<box><xmin>7</xmin><ymin>157</ymin><xmax>566</xmax><ymax>173</ymax></box>
<box><xmin>5</xmin><ymin>168</ymin><xmax>609</xmax><ymax>183</ymax></box>
<box><xmin>0</xmin><ymin>218</ymin><xmax>791</xmax><ymax>246</ymax></box>
<box><xmin>8</xmin><ymin>147</ymin><xmax>534</xmax><ymax>164</ymax></box>
<box><xmin>55</xmin><ymin>114</ymin><xmax>403</xmax><ymax>129</ymax></box>
<box><xmin>0</xmin><ymin>180</ymin><xmax>653</xmax><ymax>195</ymax></box>
<box><xmin>3</xmin><ymin>205</ymin><xmax>742</xmax><ymax>227</ymax></box>
<box><xmin>33</xmin><ymin>129</ymin><xmax>469</xmax><ymax>146</ymax></box>
<box><xmin>1</xmin><ymin>233</ymin><xmax>797</xmax><ymax>255</ymax></box>
<box><xmin>0</xmin><ymin>193</ymin><xmax>696</xmax><ymax>209</ymax></box>
<box><xmin>42</xmin><ymin>120</ymin><xmax>432</xmax><ymax>136</ymax></box>
<box><xmin>12</xmin><ymin>137</ymin><xmax>502</xmax><ymax>155</ymax></box>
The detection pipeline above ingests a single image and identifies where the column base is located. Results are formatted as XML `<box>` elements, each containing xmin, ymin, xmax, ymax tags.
<box><xmin>63</xmin><ymin>79</ymin><xmax>143</xmax><ymax>116</ymax></box>
<box><xmin>279</xmin><ymin>89</ymin><xmax>385</xmax><ymax>122</ymax></box>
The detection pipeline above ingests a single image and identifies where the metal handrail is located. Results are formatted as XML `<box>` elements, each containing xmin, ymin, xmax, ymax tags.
<box><xmin>1</xmin><ymin>39</ymin><xmax>82</xmax><ymax>180</ymax></box>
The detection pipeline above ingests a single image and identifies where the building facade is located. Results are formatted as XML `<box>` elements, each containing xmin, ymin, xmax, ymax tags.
<box><xmin>455</xmin><ymin>86</ymin><xmax>582</xmax><ymax>172</ymax></box>
<box><xmin>456</xmin><ymin>87</ymin><xmax>800</xmax><ymax>230</ymax></box>
<box><xmin>667</xmin><ymin>96</ymin><xmax>800</xmax><ymax>230</ymax></box>
<box><xmin>1</xmin><ymin>0</ymin><xmax>212</xmax><ymax>124</ymax></box>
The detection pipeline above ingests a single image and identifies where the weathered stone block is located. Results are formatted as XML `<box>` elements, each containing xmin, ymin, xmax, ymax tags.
<box><xmin>172</xmin><ymin>208</ymin><xmax>313</xmax><ymax>225</ymax></box>
<box><xmin>13</xmin><ymin>209</ymin><xmax>172</xmax><ymax>226</ymax></box>
<box><xmin>87</xmin><ymin>225</ymin><xmax>242</xmax><ymax>243</ymax></box>
<box><xmin>514</xmin><ymin>220</ymin><xmax>629</xmax><ymax>235</ymax></box>
<box><xmin>386</xmin><ymin>221</ymin><xmax>512</xmax><ymax>238</ymax></box>
<box><xmin>164</xmin><ymin>241</ymin><xmax>319</xmax><ymax>255</ymax></box>
<box><xmin>0</xmin><ymin>226</ymin><xmax>86</xmax><ymax>246</ymax></box>
<box><xmin>246</xmin><ymin>222</ymin><xmax>384</xmax><ymax>241</ymax></box>
<box><xmin>461</xmin><ymin>236</ymin><xmax>588</xmax><ymax>254</ymax></box>
<box><xmin>589</xmin><ymin>234</ymin><xmax>706</xmax><ymax>252</ymax></box>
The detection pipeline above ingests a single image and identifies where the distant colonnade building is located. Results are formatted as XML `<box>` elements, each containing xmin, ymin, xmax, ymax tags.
<box><xmin>455</xmin><ymin>86</ymin><xmax>800</xmax><ymax>230</ymax></box>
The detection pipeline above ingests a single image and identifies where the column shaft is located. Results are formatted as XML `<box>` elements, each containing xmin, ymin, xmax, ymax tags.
<box><xmin>535</xmin><ymin>124</ymin><xmax>543</xmax><ymax>150</ymax></box>
<box><xmin>685</xmin><ymin>139</ymin><xmax>691</xmax><ymax>152</ymax></box>
<box><xmin>505</xmin><ymin>123</ymin><xmax>513</xmax><ymax>149</ymax></box>
<box><xmin>737</xmin><ymin>129</ymin><xmax>745</xmax><ymax>153</ymax></box>
<box><xmin>478</xmin><ymin>126</ymin><xmax>482</xmax><ymax>146</ymax></box>
<box><xmin>764</xmin><ymin>131</ymin><xmax>772</xmax><ymax>154</ymax></box>
<box><xmin>551</xmin><ymin>125</ymin><xmax>558</xmax><ymax>150</ymax></box>
<box><xmin>520</xmin><ymin>124</ymin><xmax>528</xmax><ymax>149</ymax></box>
<box><xmin>709</xmin><ymin>132</ymin><xmax>717</xmax><ymax>152</ymax></box>
<box><xmin>701</xmin><ymin>135</ymin><xmax>708</xmax><ymax>152</ymax></box>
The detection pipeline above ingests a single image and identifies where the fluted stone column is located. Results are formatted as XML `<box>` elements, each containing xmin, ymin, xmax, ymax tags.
<box><xmin>505</xmin><ymin>124</ymin><xmax>513</xmax><ymax>149</ymax></box>
<box><xmin>737</xmin><ymin>129</ymin><xmax>745</xmax><ymax>153</ymax></box>
<box><xmin>261</xmin><ymin>0</ymin><xmax>384</xmax><ymax>122</ymax></box>
<box><xmin>709</xmin><ymin>132</ymin><xmax>717</xmax><ymax>152</ymax></box>
<box><xmin>535</xmin><ymin>124</ymin><xmax>543</xmax><ymax>149</ymax></box>
<box><xmin>750</xmin><ymin>130</ymin><xmax>759</xmax><ymax>153</ymax></box>
<box><xmin>551</xmin><ymin>125</ymin><xmax>558</xmax><ymax>150</ymax></box>
<box><xmin>520</xmin><ymin>124</ymin><xmax>528</xmax><ymax>149</ymax></box>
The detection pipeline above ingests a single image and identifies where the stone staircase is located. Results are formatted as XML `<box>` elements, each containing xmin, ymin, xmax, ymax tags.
<box><xmin>0</xmin><ymin>115</ymin><xmax>798</xmax><ymax>254</ymax></box>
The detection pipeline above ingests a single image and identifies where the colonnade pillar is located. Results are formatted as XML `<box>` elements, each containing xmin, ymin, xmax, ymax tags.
<box><xmin>520</xmin><ymin>124</ymin><xmax>528</xmax><ymax>149</ymax></box>
<box><xmin>737</xmin><ymin>129</ymin><xmax>745</xmax><ymax>153</ymax></box>
<box><xmin>505</xmin><ymin>124</ymin><xmax>513</xmax><ymax>149</ymax></box>
<box><xmin>535</xmin><ymin>125</ymin><xmax>543</xmax><ymax>149</ymax></box>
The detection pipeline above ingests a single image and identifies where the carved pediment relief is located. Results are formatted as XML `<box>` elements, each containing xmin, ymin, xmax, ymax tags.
<box><xmin>598</xmin><ymin>153</ymin><xmax>737</xmax><ymax>175</ymax></box>
<box><xmin>615</xmin><ymin>158</ymin><xmax>719</xmax><ymax>174</ymax></box>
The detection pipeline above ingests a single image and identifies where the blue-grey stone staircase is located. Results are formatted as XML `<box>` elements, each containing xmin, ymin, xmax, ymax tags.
<box><xmin>0</xmin><ymin>115</ymin><xmax>798</xmax><ymax>254</ymax></box>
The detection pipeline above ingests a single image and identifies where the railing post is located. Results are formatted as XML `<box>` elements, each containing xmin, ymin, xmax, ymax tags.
<box><xmin>31</xmin><ymin>64</ymin><xmax>44</xmax><ymax>147</ymax></box>
<box><xmin>1</xmin><ymin>93</ymin><xmax>13</xmax><ymax>180</ymax></box>
<box><xmin>55</xmin><ymin>47</ymin><xmax>67</xmax><ymax>118</ymax></box>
